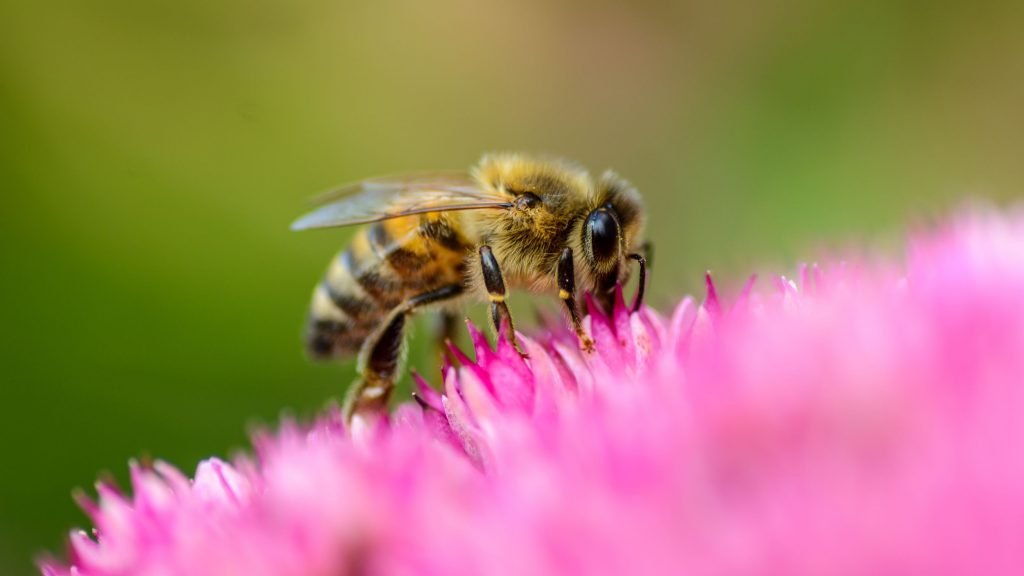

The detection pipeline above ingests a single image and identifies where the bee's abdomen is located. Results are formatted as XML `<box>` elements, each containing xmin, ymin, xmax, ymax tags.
<box><xmin>306</xmin><ymin>215</ymin><xmax>469</xmax><ymax>359</ymax></box>
<box><xmin>306</xmin><ymin>277</ymin><xmax>373</xmax><ymax>359</ymax></box>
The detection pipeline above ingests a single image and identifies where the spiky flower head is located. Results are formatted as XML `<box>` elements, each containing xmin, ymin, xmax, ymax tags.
<box><xmin>43</xmin><ymin>210</ymin><xmax>1024</xmax><ymax>575</ymax></box>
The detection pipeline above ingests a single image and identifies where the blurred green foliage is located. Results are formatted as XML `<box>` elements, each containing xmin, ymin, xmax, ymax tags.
<box><xmin>1</xmin><ymin>0</ymin><xmax>1022</xmax><ymax>573</ymax></box>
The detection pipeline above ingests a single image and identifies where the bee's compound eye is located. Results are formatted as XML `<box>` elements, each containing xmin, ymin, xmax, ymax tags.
<box><xmin>585</xmin><ymin>208</ymin><xmax>620</xmax><ymax>262</ymax></box>
<box><xmin>514</xmin><ymin>193</ymin><xmax>541</xmax><ymax>210</ymax></box>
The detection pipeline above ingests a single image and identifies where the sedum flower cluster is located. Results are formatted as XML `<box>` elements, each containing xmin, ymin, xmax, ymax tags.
<box><xmin>44</xmin><ymin>210</ymin><xmax>1024</xmax><ymax>575</ymax></box>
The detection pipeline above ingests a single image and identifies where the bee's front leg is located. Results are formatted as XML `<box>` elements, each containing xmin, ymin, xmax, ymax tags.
<box><xmin>557</xmin><ymin>247</ymin><xmax>595</xmax><ymax>353</ymax></box>
<box><xmin>627</xmin><ymin>252</ymin><xmax>647</xmax><ymax>312</ymax></box>
<box><xmin>478</xmin><ymin>246</ymin><xmax>526</xmax><ymax>357</ymax></box>
<box><xmin>345</xmin><ymin>283</ymin><xmax>463</xmax><ymax>423</ymax></box>
<box><xmin>638</xmin><ymin>240</ymin><xmax>654</xmax><ymax>271</ymax></box>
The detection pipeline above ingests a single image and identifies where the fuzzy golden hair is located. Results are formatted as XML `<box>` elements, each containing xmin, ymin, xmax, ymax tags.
<box><xmin>460</xmin><ymin>153</ymin><xmax>645</xmax><ymax>298</ymax></box>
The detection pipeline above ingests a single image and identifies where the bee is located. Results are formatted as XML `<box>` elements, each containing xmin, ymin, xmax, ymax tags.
<box><xmin>293</xmin><ymin>153</ymin><xmax>648</xmax><ymax>421</ymax></box>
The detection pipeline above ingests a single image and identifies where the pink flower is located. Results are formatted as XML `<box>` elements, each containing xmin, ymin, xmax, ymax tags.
<box><xmin>42</xmin><ymin>209</ymin><xmax>1024</xmax><ymax>575</ymax></box>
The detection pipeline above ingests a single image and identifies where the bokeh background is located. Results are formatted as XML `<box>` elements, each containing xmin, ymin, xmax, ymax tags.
<box><xmin>1</xmin><ymin>0</ymin><xmax>1022</xmax><ymax>573</ymax></box>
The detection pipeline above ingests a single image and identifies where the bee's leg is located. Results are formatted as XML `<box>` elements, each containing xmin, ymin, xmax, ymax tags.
<box><xmin>638</xmin><ymin>240</ymin><xmax>654</xmax><ymax>270</ymax></box>
<box><xmin>344</xmin><ymin>284</ymin><xmax>464</xmax><ymax>422</ymax></box>
<box><xmin>478</xmin><ymin>246</ymin><xmax>525</xmax><ymax>356</ymax></box>
<box><xmin>627</xmin><ymin>252</ymin><xmax>648</xmax><ymax>312</ymax></box>
<box><xmin>433</xmin><ymin>310</ymin><xmax>459</xmax><ymax>365</ymax></box>
<box><xmin>557</xmin><ymin>247</ymin><xmax>595</xmax><ymax>352</ymax></box>
<box><xmin>593</xmin><ymin>245</ymin><xmax>649</xmax><ymax>315</ymax></box>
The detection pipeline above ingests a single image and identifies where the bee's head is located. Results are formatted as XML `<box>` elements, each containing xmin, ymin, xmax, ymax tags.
<box><xmin>471</xmin><ymin>154</ymin><xmax>644</xmax><ymax>303</ymax></box>
<box><xmin>580</xmin><ymin>171</ymin><xmax>645</xmax><ymax>303</ymax></box>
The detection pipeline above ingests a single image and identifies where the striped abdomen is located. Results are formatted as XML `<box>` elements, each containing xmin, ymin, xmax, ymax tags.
<box><xmin>307</xmin><ymin>213</ymin><xmax>470</xmax><ymax>359</ymax></box>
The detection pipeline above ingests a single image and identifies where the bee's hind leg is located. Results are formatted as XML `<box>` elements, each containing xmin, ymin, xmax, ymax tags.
<box><xmin>478</xmin><ymin>246</ymin><xmax>526</xmax><ymax>357</ymax></box>
<box><xmin>344</xmin><ymin>284</ymin><xmax>464</xmax><ymax>423</ymax></box>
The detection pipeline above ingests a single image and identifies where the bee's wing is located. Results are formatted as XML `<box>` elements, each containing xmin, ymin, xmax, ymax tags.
<box><xmin>291</xmin><ymin>173</ymin><xmax>512</xmax><ymax>231</ymax></box>
<box><xmin>306</xmin><ymin>171</ymin><xmax>473</xmax><ymax>206</ymax></box>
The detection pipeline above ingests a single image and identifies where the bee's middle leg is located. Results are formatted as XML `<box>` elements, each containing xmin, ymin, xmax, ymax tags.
<box><xmin>432</xmin><ymin>309</ymin><xmax>459</xmax><ymax>366</ymax></box>
<box><xmin>478</xmin><ymin>246</ymin><xmax>525</xmax><ymax>356</ymax></box>
<box><xmin>344</xmin><ymin>284</ymin><xmax>463</xmax><ymax>421</ymax></box>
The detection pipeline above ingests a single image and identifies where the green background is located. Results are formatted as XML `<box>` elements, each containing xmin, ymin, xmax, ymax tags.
<box><xmin>1</xmin><ymin>0</ymin><xmax>1021</xmax><ymax>573</ymax></box>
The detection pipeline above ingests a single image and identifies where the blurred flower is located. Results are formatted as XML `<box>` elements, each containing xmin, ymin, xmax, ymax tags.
<box><xmin>42</xmin><ymin>210</ymin><xmax>1024</xmax><ymax>575</ymax></box>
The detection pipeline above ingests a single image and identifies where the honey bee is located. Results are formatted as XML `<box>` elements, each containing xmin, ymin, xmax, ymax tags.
<box><xmin>293</xmin><ymin>153</ymin><xmax>648</xmax><ymax>420</ymax></box>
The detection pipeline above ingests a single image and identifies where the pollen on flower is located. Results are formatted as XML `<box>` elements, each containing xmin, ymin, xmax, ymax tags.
<box><xmin>42</xmin><ymin>209</ymin><xmax>1024</xmax><ymax>576</ymax></box>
